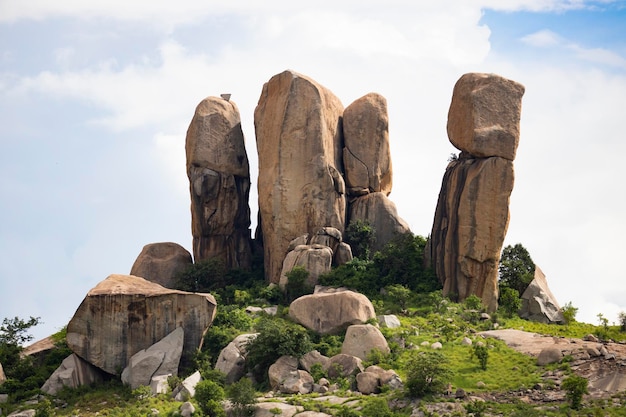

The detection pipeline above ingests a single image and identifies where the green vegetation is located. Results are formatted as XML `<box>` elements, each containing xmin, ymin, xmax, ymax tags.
<box><xmin>5</xmin><ymin>235</ymin><xmax>626</xmax><ymax>416</ymax></box>
<box><xmin>345</xmin><ymin>219</ymin><xmax>376</xmax><ymax>260</ymax></box>
<box><xmin>498</xmin><ymin>243</ymin><xmax>535</xmax><ymax>295</ymax></box>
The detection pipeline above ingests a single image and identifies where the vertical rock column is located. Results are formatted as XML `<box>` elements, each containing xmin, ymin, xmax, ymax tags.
<box><xmin>427</xmin><ymin>73</ymin><xmax>525</xmax><ymax>311</ymax></box>
<box><xmin>186</xmin><ymin>96</ymin><xmax>252</xmax><ymax>268</ymax></box>
<box><xmin>343</xmin><ymin>93</ymin><xmax>410</xmax><ymax>253</ymax></box>
<box><xmin>255</xmin><ymin>70</ymin><xmax>346</xmax><ymax>284</ymax></box>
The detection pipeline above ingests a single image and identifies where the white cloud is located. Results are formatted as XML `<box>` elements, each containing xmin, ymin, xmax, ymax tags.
<box><xmin>521</xmin><ymin>29</ymin><xmax>563</xmax><ymax>47</ymax></box>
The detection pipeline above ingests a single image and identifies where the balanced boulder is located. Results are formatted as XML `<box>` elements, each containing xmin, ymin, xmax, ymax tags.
<box><xmin>288</xmin><ymin>289</ymin><xmax>376</xmax><ymax>335</ymax></box>
<box><xmin>129</xmin><ymin>242</ymin><xmax>192</xmax><ymax>289</ymax></box>
<box><xmin>66</xmin><ymin>274</ymin><xmax>216</xmax><ymax>375</ymax></box>
<box><xmin>427</xmin><ymin>73</ymin><xmax>524</xmax><ymax>311</ymax></box>
<box><xmin>341</xmin><ymin>324</ymin><xmax>390</xmax><ymax>360</ymax></box>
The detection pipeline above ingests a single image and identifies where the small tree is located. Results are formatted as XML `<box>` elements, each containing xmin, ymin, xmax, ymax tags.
<box><xmin>498</xmin><ymin>243</ymin><xmax>535</xmax><ymax>295</ymax></box>
<box><xmin>561</xmin><ymin>302</ymin><xmax>578</xmax><ymax>325</ymax></box>
<box><xmin>284</xmin><ymin>266</ymin><xmax>312</xmax><ymax>303</ymax></box>
<box><xmin>472</xmin><ymin>344</ymin><xmax>489</xmax><ymax>371</ymax></box>
<box><xmin>0</xmin><ymin>316</ymin><xmax>41</xmax><ymax>346</ymax></box>
<box><xmin>194</xmin><ymin>379</ymin><xmax>226</xmax><ymax>417</ymax></box>
<box><xmin>618</xmin><ymin>311</ymin><xmax>626</xmax><ymax>332</ymax></box>
<box><xmin>561</xmin><ymin>374</ymin><xmax>588</xmax><ymax>410</ymax></box>
<box><xmin>227</xmin><ymin>378</ymin><xmax>257</xmax><ymax>417</ymax></box>
<box><xmin>345</xmin><ymin>219</ymin><xmax>376</xmax><ymax>260</ymax></box>
<box><xmin>405</xmin><ymin>351</ymin><xmax>452</xmax><ymax>397</ymax></box>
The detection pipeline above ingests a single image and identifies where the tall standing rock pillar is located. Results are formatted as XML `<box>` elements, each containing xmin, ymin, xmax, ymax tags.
<box><xmin>255</xmin><ymin>70</ymin><xmax>346</xmax><ymax>284</ymax></box>
<box><xmin>427</xmin><ymin>73</ymin><xmax>525</xmax><ymax>311</ymax></box>
<box><xmin>186</xmin><ymin>96</ymin><xmax>252</xmax><ymax>268</ymax></box>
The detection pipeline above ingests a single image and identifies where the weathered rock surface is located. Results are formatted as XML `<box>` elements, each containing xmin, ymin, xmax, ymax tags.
<box><xmin>254</xmin><ymin>402</ymin><xmax>302</xmax><ymax>417</ymax></box>
<box><xmin>41</xmin><ymin>353</ymin><xmax>104</xmax><ymax>395</ymax></box>
<box><xmin>279</xmin><ymin>244</ymin><xmax>333</xmax><ymax>290</ymax></box>
<box><xmin>255</xmin><ymin>70</ymin><xmax>346</xmax><ymax>285</ymax></box>
<box><xmin>447</xmin><ymin>73</ymin><xmax>525</xmax><ymax>161</ymax></box>
<box><xmin>269</xmin><ymin>355</ymin><xmax>313</xmax><ymax>394</ymax></box>
<box><xmin>349</xmin><ymin>192</ymin><xmax>410</xmax><ymax>253</ymax></box>
<box><xmin>121</xmin><ymin>327</ymin><xmax>184</xmax><ymax>389</ymax></box>
<box><xmin>356</xmin><ymin>371</ymin><xmax>380</xmax><ymax>394</ymax></box>
<box><xmin>427</xmin><ymin>73</ymin><xmax>524</xmax><ymax>312</ymax></box>
<box><xmin>173</xmin><ymin>370</ymin><xmax>202</xmax><ymax>401</ymax></box>
<box><xmin>341</xmin><ymin>324</ymin><xmax>390</xmax><ymax>360</ymax></box>
<box><xmin>215</xmin><ymin>333</ymin><xmax>257</xmax><ymax>384</ymax></box>
<box><xmin>0</xmin><ymin>361</ymin><xmax>5</xmax><ymax>385</ymax></box>
<box><xmin>428</xmin><ymin>155</ymin><xmax>514</xmax><ymax>311</ymax></box>
<box><xmin>129</xmin><ymin>242</ymin><xmax>192</xmax><ymax>289</ymax></box>
<box><xmin>537</xmin><ymin>347</ymin><xmax>563</xmax><ymax>366</ymax></box>
<box><xmin>300</xmin><ymin>350</ymin><xmax>330</xmax><ymax>374</ymax></box>
<box><xmin>66</xmin><ymin>274</ymin><xmax>216</xmax><ymax>375</ymax></box>
<box><xmin>327</xmin><ymin>354</ymin><xmax>363</xmax><ymax>378</ymax></box>
<box><xmin>378</xmin><ymin>314</ymin><xmax>401</xmax><ymax>329</ymax></box>
<box><xmin>288</xmin><ymin>290</ymin><xmax>376</xmax><ymax>335</ymax></box>
<box><xmin>520</xmin><ymin>265</ymin><xmax>564</xmax><ymax>324</ymax></box>
<box><xmin>342</xmin><ymin>93</ymin><xmax>392</xmax><ymax>196</ymax></box>
<box><xmin>186</xmin><ymin>96</ymin><xmax>252</xmax><ymax>268</ymax></box>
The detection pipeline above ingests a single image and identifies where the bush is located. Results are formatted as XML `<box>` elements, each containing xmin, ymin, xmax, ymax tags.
<box><xmin>464</xmin><ymin>294</ymin><xmax>483</xmax><ymax>311</ymax></box>
<box><xmin>345</xmin><ymin>219</ymin><xmax>376</xmax><ymax>260</ymax></box>
<box><xmin>405</xmin><ymin>351</ymin><xmax>452</xmax><ymax>397</ymax></box>
<box><xmin>194</xmin><ymin>379</ymin><xmax>226</xmax><ymax>417</ymax></box>
<box><xmin>360</xmin><ymin>397</ymin><xmax>395</xmax><ymax>417</ymax></box>
<box><xmin>284</xmin><ymin>266</ymin><xmax>312</xmax><ymax>303</ymax></box>
<box><xmin>227</xmin><ymin>378</ymin><xmax>257</xmax><ymax>417</ymax></box>
<box><xmin>498</xmin><ymin>243</ymin><xmax>535</xmax><ymax>295</ymax></box>
<box><xmin>498</xmin><ymin>287</ymin><xmax>521</xmax><ymax>318</ymax></box>
<box><xmin>245</xmin><ymin>316</ymin><xmax>313</xmax><ymax>383</ymax></box>
<box><xmin>472</xmin><ymin>344</ymin><xmax>489</xmax><ymax>371</ymax></box>
<box><xmin>561</xmin><ymin>301</ymin><xmax>578</xmax><ymax>325</ymax></box>
<box><xmin>618</xmin><ymin>311</ymin><xmax>626</xmax><ymax>332</ymax></box>
<box><xmin>561</xmin><ymin>374</ymin><xmax>588</xmax><ymax>410</ymax></box>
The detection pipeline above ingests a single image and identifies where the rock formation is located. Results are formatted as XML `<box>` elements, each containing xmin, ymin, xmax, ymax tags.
<box><xmin>186</xmin><ymin>96</ymin><xmax>252</xmax><ymax>268</ymax></box>
<box><xmin>520</xmin><ymin>266</ymin><xmax>564</xmax><ymax>324</ymax></box>
<box><xmin>288</xmin><ymin>288</ymin><xmax>376</xmax><ymax>335</ymax></box>
<box><xmin>66</xmin><ymin>274</ymin><xmax>216</xmax><ymax>375</ymax></box>
<box><xmin>341</xmin><ymin>324</ymin><xmax>390</xmax><ymax>360</ymax></box>
<box><xmin>129</xmin><ymin>242</ymin><xmax>192</xmax><ymax>289</ymax></box>
<box><xmin>121</xmin><ymin>327</ymin><xmax>184</xmax><ymax>389</ymax></box>
<box><xmin>41</xmin><ymin>353</ymin><xmax>104</xmax><ymax>395</ymax></box>
<box><xmin>427</xmin><ymin>73</ymin><xmax>524</xmax><ymax>311</ymax></box>
<box><xmin>255</xmin><ymin>70</ymin><xmax>346</xmax><ymax>284</ymax></box>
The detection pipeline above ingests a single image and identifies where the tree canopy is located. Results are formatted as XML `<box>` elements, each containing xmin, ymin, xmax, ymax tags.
<box><xmin>498</xmin><ymin>243</ymin><xmax>535</xmax><ymax>296</ymax></box>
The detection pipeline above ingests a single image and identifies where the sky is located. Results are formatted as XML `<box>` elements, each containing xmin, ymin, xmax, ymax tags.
<box><xmin>1</xmin><ymin>0</ymin><xmax>625</xmax><ymax>343</ymax></box>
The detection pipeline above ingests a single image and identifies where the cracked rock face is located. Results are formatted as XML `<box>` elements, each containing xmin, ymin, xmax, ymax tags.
<box><xmin>427</xmin><ymin>73</ymin><xmax>524</xmax><ymax>311</ymax></box>
<box><xmin>342</xmin><ymin>92</ymin><xmax>392</xmax><ymax>196</ymax></box>
<box><xmin>186</xmin><ymin>96</ymin><xmax>252</xmax><ymax>268</ymax></box>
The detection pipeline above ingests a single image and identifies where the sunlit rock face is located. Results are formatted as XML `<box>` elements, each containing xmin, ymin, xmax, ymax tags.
<box><xmin>186</xmin><ymin>96</ymin><xmax>252</xmax><ymax>268</ymax></box>
<box><xmin>427</xmin><ymin>73</ymin><xmax>525</xmax><ymax>312</ymax></box>
<box><xmin>66</xmin><ymin>274</ymin><xmax>216</xmax><ymax>375</ymax></box>
<box><xmin>255</xmin><ymin>70</ymin><xmax>346</xmax><ymax>285</ymax></box>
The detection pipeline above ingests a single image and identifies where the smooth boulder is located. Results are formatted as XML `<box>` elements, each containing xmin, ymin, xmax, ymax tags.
<box><xmin>520</xmin><ymin>266</ymin><xmax>565</xmax><ymax>324</ymax></box>
<box><xmin>129</xmin><ymin>242</ymin><xmax>192</xmax><ymax>288</ymax></box>
<box><xmin>341</xmin><ymin>324</ymin><xmax>390</xmax><ymax>360</ymax></box>
<box><xmin>41</xmin><ymin>354</ymin><xmax>104</xmax><ymax>395</ymax></box>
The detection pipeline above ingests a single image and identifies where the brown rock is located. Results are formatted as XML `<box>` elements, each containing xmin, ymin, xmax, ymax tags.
<box><xmin>288</xmin><ymin>290</ymin><xmax>376</xmax><ymax>335</ymax></box>
<box><xmin>186</xmin><ymin>96</ymin><xmax>252</xmax><ymax>268</ymax></box>
<box><xmin>129</xmin><ymin>242</ymin><xmax>192</xmax><ymax>288</ymax></box>
<box><xmin>255</xmin><ymin>70</ymin><xmax>346</xmax><ymax>284</ymax></box>
<box><xmin>268</xmin><ymin>355</ymin><xmax>299</xmax><ymax>391</ymax></box>
<box><xmin>427</xmin><ymin>155</ymin><xmax>514</xmax><ymax>311</ymax></box>
<box><xmin>66</xmin><ymin>274</ymin><xmax>216</xmax><ymax>375</ymax></box>
<box><xmin>343</xmin><ymin>93</ymin><xmax>392</xmax><ymax>196</ymax></box>
<box><xmin>356</xmin><ymin>371</ymin><xmax>380</xmax><ymax>394</ymax></box>
<box><xmin>279</xmin><ymin>245</ymin><xmax>333</xmax><ymax>290</ymax></box>
<box><xmin>349</xmin><ymin>192</ymin><xmax>410</xmax><ymax>253</ymax></box>
<box><xmin>41</xmin><ymin>353</ymin><xmax>105</xmax><ymax>395</ymax></box>
<box><xmin>300</xmin><ymin>350</ymin><xmax>330</xmax><ymax>374</ymax></box>
<box><xmin>341</xmin><ymin>324</ymin><xmax>390</xmax><ymax>360</ymax></box>
<box><xmin>447</xmin><ymin>73</ymin><xmax>525</xmax><ymax>161</ymax></box>
<box><xmin>537</xmin><ymin>347</ymin><xmax>563</xmax><ymax>366</ymax></box>
<box><xmin>0</xmin><ymin>361</ymin><xmax>5</xmax><ymax>385</ymax></box>
<box><xmin>327</xmin><ymin>353</ymin><xmax>363</xmax><ymax>378</ymax></box>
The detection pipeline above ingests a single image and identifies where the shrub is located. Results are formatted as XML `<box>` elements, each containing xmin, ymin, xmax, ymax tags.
<box><xmin>561</xmin><ymin>374</ymin><xmax>588</xmax><ymax>410</ymax></box>
<box><xmin>245</xmin><ymin>316</ymin><xmax>313</xmax><ymax>383</ymax></box>
<box><xmin>360</xmin><ymin>397</ymin><xmax>394</xmax><ymax>417</ymax></box>
<box><xmin>498</xmin><ymin>243</ymin><xmax>535</xmax><ymax>295</ymax></box>
<box><xmin>227</xmin><ymin>378</ymin><xmax>257</xmax><ymax>417</ymax></box>
<box><xmin>345</xmin><ymin>219</ymin><xmax>376</xmax><ymax>260</ymax></box>
<box><xmin>194</xmin><ymin>379</ymin><xmax>226</xmax><ymax>417</ymax></box>
<box><xmin>284</xmin><ymin>266</ymin><xmax>312</xmax><ymax>303</ymax></box>
<box><xmin>405</xmin><ymin>351</ymin><xmax>452</xmax><ymax>397</ymax></box>
<box><xmin>498</xmin><ymin>286</ymin><xmax>521</xmax><ymax>318</ymax></box>
<box><xmin>618</xmin><ymin>311</ymin><xmax>626</xmax><ymax>332</ymax></box>
<box><xmin>561</xmin><ymin>301</ymin><xmax>578</xmax><ymax>325</ymax></box>
<box><xmin>464</xmin><ymin>295</ymin><xmax>483</xmax><ymax>311</ymax></box>
<box><xmin>472</xmin><ymin>344</ymin><xmax>489</xmax><ymax>371</ymax></box>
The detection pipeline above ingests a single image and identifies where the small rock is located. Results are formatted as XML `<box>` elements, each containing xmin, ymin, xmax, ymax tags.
<box><xmin>461</xmin><ymin>337</ymin><xmax>472</xmax><ymax>346</ymax></box>
<box><xmin>537</xmin><ymin>347</ymin><xmax>562</xmax><ymax>366</ymax></box>
<box><xmin>180</xmin><ymin>402</ymin><xmax>195</xmax><ymax>417</ymax></box>
<box><xmin>431</xmin><ymin>342</ymin><xmax>443</xmax><ymax>350</ymax></box>
<box><xmin>476</xmin><ymin>381</ymin><xmax>486</xmax><ymax>388</ymax></box>
<box><xmin>480</xmin><ymin>313</ymin><xmax>491</xmax><ymax>321</ymax></box>
<box><xmin>584</xmin><ymin>334</ymin><xmax>599</xmax><ymax>343</ymax></box>
<box><xmin>455</xmin><ymin>388</ymin><xmax>466</xmax><ymax>399</ymax></box>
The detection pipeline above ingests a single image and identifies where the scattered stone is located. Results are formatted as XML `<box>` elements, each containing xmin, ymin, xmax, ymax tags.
<box><xmin>288</xmin><ymin>290</ymin><xmax>375</xmax><ymax>335</ymax></box>
<box><xmin>173</xmin><ymin>371</ymin><xmax>201</xmax><ymax>401</ymax></box>
<box><xmin>476</xmin><ymin>381</ymin><xmax>486</xmax><ymax>388</ymax></box>
<box><xmin>584</xmin><ymin>334</ymin><xmax>599</xmax><ymax>343</ymax></box>
<box><xmin>41</xmin><ymin>353</ymin><xmax>105</xmax><ymax>395</ymax></box>
<box><xmin>179</xmin><ymin>401</ymin><xmax>195</xmax><ymax>417</ymax></box>
<box><xmin>300</xmin><ymin>350</ymin><xmax>330</xmax><ymax>374</ymax></box>
<box><xmin>356</xmin><ymin>371</ymin><xmax>380</xmax><ymax>394</ymax></box>
<box><xmin>121</xmin><ymin>327</ymin><xmax>184</xmax><ymax>389</ymax></box>
<box><xmin>215</xmin><ymin>333</ymin><xmax>257</xmax><ymax>384</ymax></box>
<box><xmin>0</xmin><ymin>362</ymin><xmax>5</xmax><ymax>385</ymax></box>
<box><xmin>327</xmin><ymin>354</ymin><xmax>363</xmax><ymax>378</ymax></box>
<box><xmin>537</xmin><ymin>347</ymin><xmax>563</xmax><ymax>366</ymax></box>
<box><xmin>341</xmin><ymin>324</ymin><xmax>390</xmax><ymax>360</ymax></box>
<box><xmin>378</xmin><ymin>315</ymin><xmax>401</xmax><ymax>328</ymax></box>
<box><xmin>7</xmin><ymin>410</ymin><xmax>36</xmax><ymax>417</ymax></box>
<box><xmin>254</xmin><ymin>401</ymin><xmax>302</xmax><ymax>417</ymax></box>
<box><xmin>455</xmin><ymin>388</ymin><xmax>467</xmax><ymax>399</ymax></box>
<box><xmin>150</xmin><ymin>374</ymin><xmax>170</xmax><ymax>395</ymax></box>
<box><xmin>431</xmin><ymin>342</ymin><xmax>443</xmax><ymax>350</ymax></box>
<box><xmin>480</xmin><ymin>313</ymin><xmax>491</xmax><ymax>321</ymax></box>
<box><xmin>129</xmin><ymin>242</ymin><xmax>192</xmax><ymax>289</ymax></box>
<box><xmin>461</xmin><ymin>337</ymin><xmax>473</xmax><ymax>346</ymax></box>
